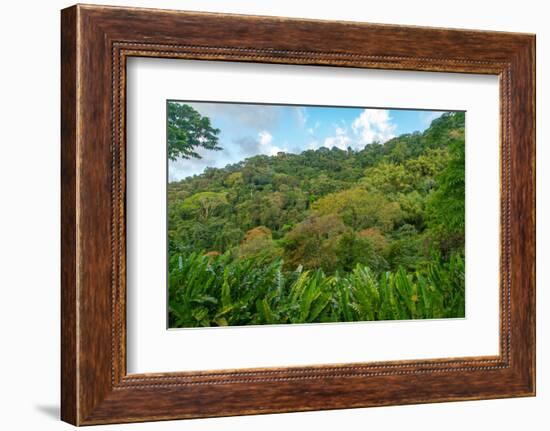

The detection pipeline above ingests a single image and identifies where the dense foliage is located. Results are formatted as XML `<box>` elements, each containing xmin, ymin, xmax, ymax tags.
<box><xmin>169</xmin><ymin>252</ymin><xmax>465</xmax><ymax>327</ymax></box>
<box><xmin>168</xmin><ymin>106</ymin><xmax>465</xmax><ymax>327</ymax></box>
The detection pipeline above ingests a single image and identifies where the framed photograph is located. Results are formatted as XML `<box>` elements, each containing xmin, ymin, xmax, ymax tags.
<box><xmin>61</xmin><ymin>4</ymin><xmax>536</xmax><ymax>425</ymax></box>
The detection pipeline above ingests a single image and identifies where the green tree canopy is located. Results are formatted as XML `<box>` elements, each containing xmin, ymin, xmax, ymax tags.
<box><xmin>180</xmin><ymin>191</ymin><xmax>228</xmax><ymax>221</ymax></box>
<box><xmin>167</xmin><ymin>102</ymin><xmax>222</xmax><ymax>161</ymax></box>
<box><xmin>312</xmin><ymin>188</ymin><xmax>402</xmax><ymax>232</ymax></box>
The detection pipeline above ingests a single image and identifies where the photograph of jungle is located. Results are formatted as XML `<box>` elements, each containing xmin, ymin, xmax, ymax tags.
<box><xmin>167</xmin><ymin>100</ymin><xmax>465</xmax><ymax>328</ymax></box>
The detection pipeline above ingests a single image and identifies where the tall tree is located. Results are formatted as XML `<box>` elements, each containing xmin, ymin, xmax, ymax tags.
<box><xmin>167</xmin><ymin>102</ymin><xmax>222</xmax><ymax>161</ymax></box>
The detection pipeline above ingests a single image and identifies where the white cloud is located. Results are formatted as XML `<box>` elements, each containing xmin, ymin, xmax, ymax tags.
<box><xmin>308</xmin><ymin>140</ymin><xmax>320</xmax><ymax>150</ymax></box>
<box><xmin>258</xmin><ymin>130</ymin><xmax>273</xmax><ymax>147</ymax></box>
<box><xmin>351</xmin><ymin>109</ymin><xmax>396</xmax><ymax>145</ymax></box>
<box><xmin>323</xmin><ymin>126</ymin><xmax>352</xmax><ymax>150</ymax></box>
<box><xmin>258</xmin><ymin>130</ymin><xmax>283</xmax><ymax>156</ymax></box>
<box><xmin>322</xmin><ymin>109</ymin><xmax>397</xmax><ymax>151</ymax></box>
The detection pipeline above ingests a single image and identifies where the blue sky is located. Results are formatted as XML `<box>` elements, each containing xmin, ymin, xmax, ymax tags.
<box><xmin>168</xmin><ymin>101</ymin><xmax>449</xmax><ymax>181</ymax></box>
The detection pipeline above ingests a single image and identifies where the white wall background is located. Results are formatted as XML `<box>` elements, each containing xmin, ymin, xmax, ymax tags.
<box><xmin>0</xmin><ymin>0</ymin><xmax>546</xmax><ymax>429</ymax></box>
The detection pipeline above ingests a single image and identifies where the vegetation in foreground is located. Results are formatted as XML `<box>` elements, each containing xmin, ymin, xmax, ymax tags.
<box><xmin>169</xmin><ymin>251</ymin><xmax>464</xmax><ymax>327</ymax></box>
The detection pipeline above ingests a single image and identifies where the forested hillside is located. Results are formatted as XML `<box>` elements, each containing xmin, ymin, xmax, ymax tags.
<box><xmin>168</xmin><ymin>110</ymin><xmax>465</xmax><ymax>327</ymax></box>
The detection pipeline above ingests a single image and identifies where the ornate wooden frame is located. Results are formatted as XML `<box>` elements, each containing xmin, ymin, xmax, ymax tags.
<box><xmin>61</xmin><ymin>4</ymin><xmax>536</xmax><ymax>425</ymax></box>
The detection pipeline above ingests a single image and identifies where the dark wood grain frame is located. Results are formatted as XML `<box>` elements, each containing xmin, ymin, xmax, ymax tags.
<box><xmin>61</xmin><ymin>4</ymin><xmax>535</xmax><ymax>426</ymax></box>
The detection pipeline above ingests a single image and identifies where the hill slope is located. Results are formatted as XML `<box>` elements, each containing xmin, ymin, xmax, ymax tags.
<box><xmin>168</xmin><ymin>111</ymin><xmax>465</xmax><ymax>272</ymax></box>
